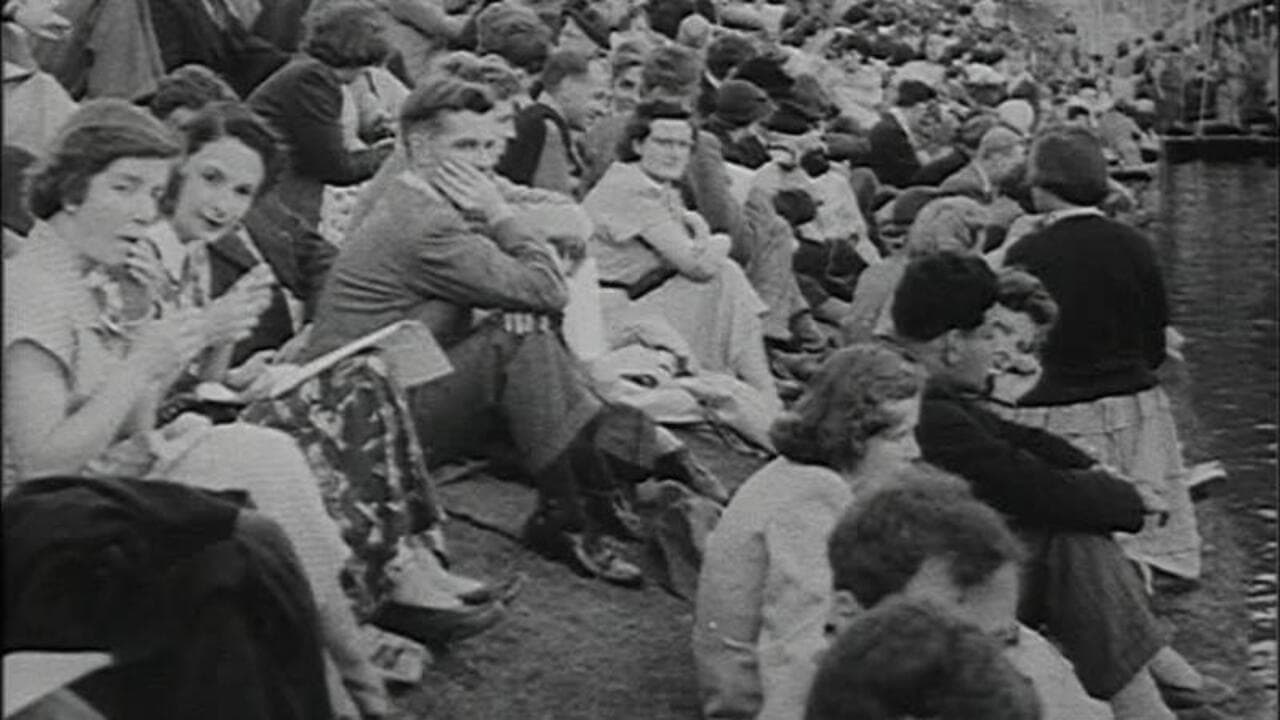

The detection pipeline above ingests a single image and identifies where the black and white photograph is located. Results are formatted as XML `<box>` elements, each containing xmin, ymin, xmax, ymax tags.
<box><xmin>1</xmin><ymin>0</ymin><xmax>1276</xmax><ymax>718</ymax></box>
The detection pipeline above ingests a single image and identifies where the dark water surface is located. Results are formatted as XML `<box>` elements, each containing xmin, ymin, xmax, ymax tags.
<box><xmin>1151</xmin><ymin>159</ymin><xmax>1279</xmax><ymax>691</ymax></box>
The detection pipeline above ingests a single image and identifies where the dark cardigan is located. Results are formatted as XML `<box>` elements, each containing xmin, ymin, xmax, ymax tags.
<box><xmin>1004</xmin><ymin>213</ymin><xmax>1169</xmax><ymax>406</ymax></box>
<box><xmin>248</xmin><ymin>56</ymin><xmax>391</xmax><ymax>231</ymax></box>
<box><xmin>148</xmin><ymin>0</ymin><xmax>289</xmax><ymax>98</ymax></box>
<box><xmin>207</xmin><ymin>197</ymin><xmax>339</xmax><ymax>364</ymax></box>
<box><xmin>917</xmin><ymin>378</ymin><xmax>1147</xmax><ymax>535</ymax></box>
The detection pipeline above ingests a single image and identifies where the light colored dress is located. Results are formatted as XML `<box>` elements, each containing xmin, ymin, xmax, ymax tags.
<box><xmin>583</xmin><ymin>161</ymin><xmax>774</xmax><ymax>397</ymax></box>
<box><xmin>693</xmin><ymin>457</ymin><xmax>854</xmax><ymax>720</ymax></box>
<box><xmin>1</xmin><ymin>222</ymin><xmax>351</xmax><ymax>612</ymax></box>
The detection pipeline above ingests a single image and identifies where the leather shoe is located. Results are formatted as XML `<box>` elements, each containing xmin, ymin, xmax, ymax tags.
<box><xmin>457</xmin><ymin>573</ymin><xmax>527</xmax><ymax>606</ymax></box>
<box><xmin>1158</xmin><ymin>676</ymin><xmax>1235</xmax><ymax>710</ymax></box>
<box><xmin>369</xmin><ymin>600</ymin><xmax>506</xmax><ymax>648</ymax></box>
<box><xmin>562</xmin><ymin>533</ymin><xmax>644</xmax><ymax>587</ymax></box>
<box><xmin>523</xmin><ymin>519</ymin><xmax>644</xmax><ymax>588</ymax></box>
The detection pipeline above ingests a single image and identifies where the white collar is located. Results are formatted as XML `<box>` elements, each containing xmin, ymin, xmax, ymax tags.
<box><xmin>887</xmin><ymin>106</ymin><xmax>921</xmax><ymax>151</ymax></box>
<box><xmin>1042</xmin><ymin>206</ymin><xmax>1105</xmax><ymax>226</ymax></box>
<box><xmin>972</xmin><ymin>161</ymin><xmax>992</xmax><ymax>194</ymax></box>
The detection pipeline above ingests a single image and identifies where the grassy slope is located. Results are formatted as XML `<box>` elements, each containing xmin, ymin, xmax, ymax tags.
<box><xmin>392</xmin><ymin>405</ymin><xmax>1274</xmax><ymax>719</ymax></box>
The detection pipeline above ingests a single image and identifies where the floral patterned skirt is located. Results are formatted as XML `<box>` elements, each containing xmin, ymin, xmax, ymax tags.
<box><xmin>241</xmin><ymin>352</ymin><xmax>444</xmax><ymax>615</ymax></box>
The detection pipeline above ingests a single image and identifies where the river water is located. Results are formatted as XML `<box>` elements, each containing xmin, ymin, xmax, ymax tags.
<box><xmin>1150</xmin><ymin>158</ymin><xmax>1279</xmax><ymax>693</ymax></box>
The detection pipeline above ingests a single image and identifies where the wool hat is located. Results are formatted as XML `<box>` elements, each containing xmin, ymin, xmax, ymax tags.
<box><xmin>714</xmin><ymin>79</ymin><xmax>774</xmax><ymax>128</ymax></box>
<box><xmin>977</xmin><ymin>125</ymin><xmax>1023</xmax><ymax>158</ymax></box>
<box><xmin>772</xmin><ymin>188</ymin><xmax>818</xmax><ymax>227</ymax></box>
<box><xmin>895</xmin><ymin>79</ymin><xmax>936</xmax><ymax>108</ymax></box>
<box><xmin>892</xmin><ymin>251</ymin><xmax>999</xmax><ymax>342</ymax></box>
<box><xmin>1028</xmin><ymin>127</ymin><xmax>1109</xmax><ymax>207</ymax></box>
<box><xmin>706</xmin><ymin>32</ymin><xmax>758</xmax><ymax>80</ymax></box>
<box><xmin>677</xmin><ymin>13</ymin><xmax>713</xmax><ymax>49</ymax></box>
<box><xmin>875</xmin><ymin>186</ymin><xmax>943</xmax><ymax>229</ymax></box>
<box><xmin>731</xmin><ymin>55</ymin><xmax>794</xmax><ymax>102</ymax></box>
<box><xmin>890</xmin><ymin>186</ymin><xmax>943</xmax><ymax>227</ymax></box>
<box><xmin>763</xmin><ymin>100</ymin><xmax>815</xmax><ymax>135</ymax></box>
<box><xmin>841</xmin><ymin>5</ymin><xmax>871</xmax><ymax>25</ymax></box>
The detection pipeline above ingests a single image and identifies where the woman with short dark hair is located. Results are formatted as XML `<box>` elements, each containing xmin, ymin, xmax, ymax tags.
<box><xmin>583</xmin><ymin>100</ymin><xmax>776</xmax><ymax>399</ymax></box>
<box><xmin>247</xmin><ymin>0</ymin><xmax>396</xmax><ymax>234</ymax></box>
<box><xmin>693</xmin><ymin>343</ymin><xmax>926</xmax><ymax>720</ymax></box>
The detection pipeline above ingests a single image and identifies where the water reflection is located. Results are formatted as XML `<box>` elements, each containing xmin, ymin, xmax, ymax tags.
<box><xmin>1152</xmin><ymin>160</ymin><xmax>1279</xmax><ymax>691</ymax></box>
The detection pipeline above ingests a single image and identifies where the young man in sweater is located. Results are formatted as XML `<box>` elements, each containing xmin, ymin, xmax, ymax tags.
<box><xmin>889</xmin><ymin>252</ymin><xmax>1221</xmax><ymax>720</ymax></box>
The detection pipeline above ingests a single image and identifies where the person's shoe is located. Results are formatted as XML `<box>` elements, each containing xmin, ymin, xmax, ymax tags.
<box><xmin>776</xmin><ymin>378</ymin><xmax>805</xmax><ymax>402</ymax></box>
<box><xmin>564</xmin><ymin>533</ymin><xmax>644</xmax><ymax>588</ymax></box>
<box><xmin>1151</xmin><ymin>569</ymin><xmax>1200</xmax><ymax>595</ymax></box>
<box><xmin>524</xmin><ymin>519</ymin><xmax>644</xmax><ymax>588</ymax></box>
<box><xmin>1187</xmin><ymin>460</ymin><xmax>1227</xmax><ymax>502</ymax></box>
<box><xmin>457</xmin><ymin>573</ymin><xmax>527</xmax><ymax>606</ymax></box>
<box><xmin>663</xmin><ymin>449</ymin><xmax>729</xmax><ymax>504</ymax></box>
<box><xmin>1158</xmin><ymin>676</ymin><xmax>1236</xmax><ymax>710</ymax></box>
<box><xmin>770</xmin><ymin>350</ymin><xmax>823</xmax><ymax>381</ymax></box>
<box><xmin>369</xmin><ymin>600</ymin><xmax>506</xmax><ymax>649</ymax></box>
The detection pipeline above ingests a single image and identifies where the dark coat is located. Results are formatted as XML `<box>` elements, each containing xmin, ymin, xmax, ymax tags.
<box><xmin>208</xmin><ymin>197</ymin><xmax>338</xmax><ymax>364</ymax></box>
<box><xmin>495</xmin><ymin>102</ymin><xmax>582</xmax><ymax>196</ymax></box>
<box><xmin>248</xmin><ymin>57</ymin><xmax>392</xmax><ymax>231</ymax></box>
<box><xmin>4</xmin><ymin>476</ymin><xmax>331</xmax><ymax>720</ymax></box>
<box><xmin>917</xmin><ymin>378</ymin><xmax>1147</xmax><ymax>535</ymax></box>
<box><xmin>147</xmin><ymin>0</ymin><xmax>289</xmax><ymax>98</ymax></box>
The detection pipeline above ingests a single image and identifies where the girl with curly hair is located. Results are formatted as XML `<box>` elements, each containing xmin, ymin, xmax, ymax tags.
<box><xmin>693</xmin><ymin>342</ymin><xmax>926</xmax><ymax>720</ymax></box>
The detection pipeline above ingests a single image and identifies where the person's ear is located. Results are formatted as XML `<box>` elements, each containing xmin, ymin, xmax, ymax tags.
<box><xmin>404</xmin><ymin>131</ymin><xmax>428</xmax><ymax>163</ymax></box>
<box><xmin>941</xmin><ymin>329</ymin><xmax>963</xmax><ymax>367</ymax></box>
<box><xmin>824</xmin><ymin>589</ymin><xmax>863</xmax><ymax>640</ymax></box>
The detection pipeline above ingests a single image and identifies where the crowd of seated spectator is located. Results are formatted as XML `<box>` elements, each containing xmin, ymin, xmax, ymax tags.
<box><xmin>2</xmin><ymin>0</ymin><xmax>1247</xmax><ymax>718</ymax></box>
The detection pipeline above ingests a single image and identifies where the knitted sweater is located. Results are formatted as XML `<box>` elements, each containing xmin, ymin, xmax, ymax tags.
<box><xmin>1005</xmin><ymin>212</ymin><xmax>1168</xmax><ymax>406</ymax></box>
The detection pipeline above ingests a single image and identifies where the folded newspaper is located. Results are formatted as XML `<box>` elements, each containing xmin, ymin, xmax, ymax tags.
<box><xmin>196</xmin><ymin>319</ymin><xmax>452</xmax><ymax>403</ymax></box>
